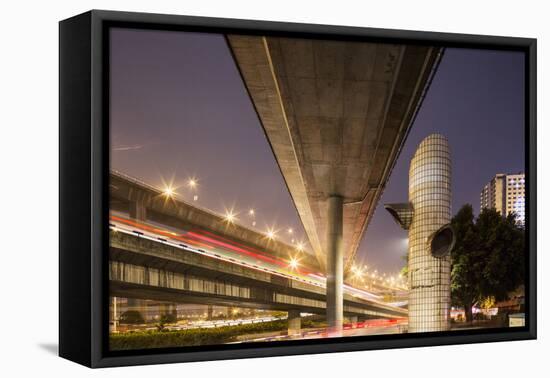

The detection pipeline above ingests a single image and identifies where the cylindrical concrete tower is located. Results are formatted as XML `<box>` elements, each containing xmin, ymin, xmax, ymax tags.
<box><xmin>408</xmin><ymin>134</ymin><xmax>452</xmax><ymax>332</ymax></box>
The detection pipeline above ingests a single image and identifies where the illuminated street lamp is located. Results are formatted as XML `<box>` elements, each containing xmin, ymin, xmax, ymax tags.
<box><xmin>163</xmin><ymin>186</ymin><xmax>176</xmax><ymax>198</ymax></box>
<box><xmin>289</xmin><ymin>257</ymin><xmax>299</xmax><ymax>270</ymax></box>
<box><xmin>188</xmin><ymin>178</ymin><xmax>197</xmax><ymax>189</ymax></box>
<box><xmin>224</xmin><ymin>210</ymin><xmax>237</xmax><ymax>224</ymax></box>
<box><xmin>351</xmin><ymin>265</ymin><xmax>364</xmax><ymax>282</ymax></box>
<box><xmin>266</xmin><ymin>228</ymin><xmax>276</xmax><ymax>240</ymax></box>
<box><xmin>287</xmin><ymin>228</ymin><xmax>293</xmax><ymax>234</ymax></box>
<box><xmin>296</xmin><ymin>241</ymin><xmax>305</xmax><ymax>252</ymax></box>
<box><xmin>248</xmin><ymin>209</ymin><xmax>256</xmax><ymax>227</ymax></box>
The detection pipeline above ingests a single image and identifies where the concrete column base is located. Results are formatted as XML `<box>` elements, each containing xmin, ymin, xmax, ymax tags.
<box><xmin>288</xmin><ymin>310</ymin><xmax>301</xmax><ymax>337</ymax></box>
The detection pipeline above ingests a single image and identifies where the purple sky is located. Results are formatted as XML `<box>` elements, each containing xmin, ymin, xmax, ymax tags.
<box><xmin>110</xmin><ymin>28</ymin><xmax>525</xmax><ymax>274</ymax></box>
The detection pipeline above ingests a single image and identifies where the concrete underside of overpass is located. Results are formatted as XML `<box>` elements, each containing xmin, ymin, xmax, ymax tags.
<box><xmin>227</xmin><ymin>36</ymin><xmax>441</xmax><ymax>271</ymax></box>
<box><xmin>110</xmin><ymin>231</ymin><xmax>407</xmax><ymax>319</ymax></box>
<box><xmin>227</xmin><ymin>36</ymin><xmax>441</xmax><ymax>331</ymax></box>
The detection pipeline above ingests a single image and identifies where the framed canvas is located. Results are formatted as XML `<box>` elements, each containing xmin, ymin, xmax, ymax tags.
<box><xmin>59</xmin><ymin>10</ymin><xmax>537</xmax><ymax>368</ymax></box>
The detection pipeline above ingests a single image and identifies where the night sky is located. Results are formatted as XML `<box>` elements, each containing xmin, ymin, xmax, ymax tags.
<box><xmin>110</xmin><ymin>28</ymin><xmax>525</xmax><ymax>274</ymax></box>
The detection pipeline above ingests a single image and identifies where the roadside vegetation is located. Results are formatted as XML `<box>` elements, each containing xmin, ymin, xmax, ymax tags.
<box><xmin>110</xmin><ymin>318</ymin><xmax>325</xmax><ymax>350</ymax></box>
<box><xmin>451</xmin><ymin>205</ymin><xmax>525</xmax><ymax>322</ymax></box>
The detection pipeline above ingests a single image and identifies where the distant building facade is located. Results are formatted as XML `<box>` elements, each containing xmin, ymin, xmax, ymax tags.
<box><xmin>480</xmin><ymin>173</ymin><xmax>525</xmax><ymax>224</ymax></box>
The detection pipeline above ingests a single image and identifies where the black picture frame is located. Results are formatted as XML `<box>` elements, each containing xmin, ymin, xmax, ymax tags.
<box><xmin>59</xmin><ymin>9</ymin><xmax>537</xmax><ymax>368</ymax></box>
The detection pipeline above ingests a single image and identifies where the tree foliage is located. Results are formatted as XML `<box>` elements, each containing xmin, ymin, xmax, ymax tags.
<box><xmin>110</xmin><ymin>319</ymin><xmax>326</xmax><ymax>350</ymax></box>
<box><xmin>400</xmin><ymin>253</ymin><xmax>409</xmax><ymax>280</ymax></box>
<box><xmin>450</xmin><ymin>205</ymin><xmax>525</xmax><ymax>322</ymax></box>
<box><xmin>156</xmin><ymin>313</ymin><xmax>177</xmax><ymax>331</ymax></box>
<box><xmin>119</xmin><ymin>310</ymin><xmax>145</xmax><ymax>325</ymax></box>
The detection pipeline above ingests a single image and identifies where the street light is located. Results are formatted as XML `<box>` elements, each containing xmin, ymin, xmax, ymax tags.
<box><xmin>163</xmin><ymin>186</ymin><xmax>176</xmax><ymax>198</ymax></box>
<box><xmin>289</xmin><ymin>257</ymin><xmax>299</xmax><ymax>270</ymax></box>
<box><xmin>266</xmin><ymin>228</ymin><xmax>276</xmax><ymax>240</ymax></box>
<box><xmin>188</xmin><ymin>178</ymin><xmax>197</xmax><ymax>189</ymax></box>
<box><xmin>224</xmin><ymin>210</ymin><xmax>237</xmax><ymax>224</ymax></box>
<box><xmin>249</xmin><ymin>209</ymin><xmax>255</xmax><ymax>216</ymax></box>
<box><xmin>351</xmin><ymin>265</ymin><xmax>364</xmax><ymax>281</ymax></box>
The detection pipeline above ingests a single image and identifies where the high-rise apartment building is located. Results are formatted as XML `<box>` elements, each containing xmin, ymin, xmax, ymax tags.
<box><xmin>480</xmin><ymin>173</ymin><xmax>525</xmax><ymax>224</ymax></box>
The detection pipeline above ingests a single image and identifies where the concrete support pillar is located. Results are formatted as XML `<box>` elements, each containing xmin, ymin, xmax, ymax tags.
<box><xmin>207</xmin><ymin>305</ymin><xmax>214</xmax><ymax>320</ymax></box>
<box><xmin>349</xmin><ymin>316</ymin><xmax>358</xmax><ymax>328</ymax></box>
<box><xmin>129</xmin><ymin>200</ymin><xmax>147</xmax><ymax>221</ymax></box>
<box><xmin>326</xmin><ymin>195</ymin><xmax>344</xmax><ymax>335</ymax></box>
<box><xmin>125</xmin><ymin>202</ymin><xmax>146</xmax><ymax>321</ymax></box>
<box><xmin>110</xmin><ymin>296</ymin><xmax>118</xmax><ymax>332</ymax></box>
<box><xmin>288</xmin><ymin>310</ymin><xmax>301</xmax><ymax>336</ymax></box>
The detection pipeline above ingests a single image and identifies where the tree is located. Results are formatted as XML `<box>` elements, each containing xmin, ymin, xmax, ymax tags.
<box><xmin>450</xmin><ymin>204</ymin><xmax>480</xmax><ymax>322</ymax></box>
<box><xmin>156</xmin><ymin>313</ymin><xmax>176</xmax><ymax>331</ymax></box>
<box><xmin>476</xmin><ymin>209</ymin><xmax>525</xmax><ymax>302</ymax></box>
<box><xmin>450</xmin><ymin>205</ymin><xmax>525</xmax><ymax>322</ymax></box>
<box><xmin>479</xmin><ymin>296</ymin><xmax>496</xmax><ymax>311</ymax></box>
<box><xmin>119</xmin><ymin>310</ymin><xmax>145</xmax><ymax>325</ymax></box>
<box><xmin>400</xmin><ymin>253</ymin><xmax>409</xmax><ymax>280</ymax></box>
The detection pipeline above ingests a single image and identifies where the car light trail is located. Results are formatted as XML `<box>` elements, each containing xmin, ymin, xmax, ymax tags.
<box><xmin>185</xmin><ymin>231</ymin><xmax>285</xmax><ymax>267</ymax></box>
<box><xmin>109</xmin><ymin>222</ymin><xmax>322</xmax><ymax>285</ymax></box>
<box><xmin>109</xmin><ymin>214</ymin><xmax>405</xmax><ymax>307</ymax></box>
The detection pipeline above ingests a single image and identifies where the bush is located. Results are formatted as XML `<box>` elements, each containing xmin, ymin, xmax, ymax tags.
<box><xmin>110</xmin><ymin>320</ymin><xmax>288</xmax><ymax>350</ymax></box>
<box><xmin>451</xmin><ymin>314</ymin><xmax>464</xmax><ymax>323</ymax></box>
<box><xmin>110</xmin><ymin>317</ymin><xmax>329</xmax><ymax>350</ymax></box>
<box><xmin>160</xmin><ymin>313</ymin><xmax>177</xmax><ymax>324</ymax></box>
<box><xmin>119</xmin><ymin>310</ymin><xmax>145</xmax><ymax>324</ymax></box>
<box><xmin>302</xmin><ymin>319</ymin><xmax>326</xmax><ymax>328</ymax></box>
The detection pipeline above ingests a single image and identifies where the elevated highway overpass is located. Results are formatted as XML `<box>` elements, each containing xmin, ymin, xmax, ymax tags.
<box><xmin>110</xmin><ymin>229</ymin><xmax>406</xmax><ymax>319</ymax></box>
<box><xmin>109</xmin><ymin>172</ymin><xmax>407</xmax><ymax>334</ymax></box>
<box><xmin>227</xmin><ymin>36</ymin><xmax>442</xmax><ymax>330</ymax></box>
<box><xmin>110</xmin><ymin>170</ymin><xmax>320</xmax><ymax>271</ymax></box>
